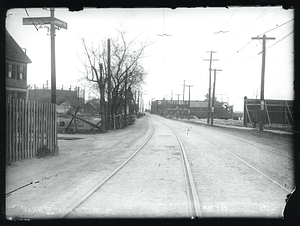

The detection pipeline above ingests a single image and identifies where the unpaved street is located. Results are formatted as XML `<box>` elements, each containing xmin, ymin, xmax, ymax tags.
<box><xmin>6</xmin><ymin>113</ymin><xmax>294</xmax><ymax>219</ymax></box>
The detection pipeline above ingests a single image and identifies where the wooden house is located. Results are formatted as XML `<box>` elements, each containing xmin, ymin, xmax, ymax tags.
<box><xmin>5</xmin><ymin>29</ymin><xmax>31</xmax><ymax>99</ymax></box>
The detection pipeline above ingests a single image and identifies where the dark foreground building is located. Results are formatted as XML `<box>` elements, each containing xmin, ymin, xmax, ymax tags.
<box><xmin>5</xmin><ymin>29</ymin><xmax>32</xmax><ymax>99</ymax></box>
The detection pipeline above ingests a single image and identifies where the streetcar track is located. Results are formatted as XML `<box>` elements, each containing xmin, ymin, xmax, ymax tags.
<box><xmin>199</xmin><ymin>135</ymin><xmax>293</xmax><ymax>193</ymax></box>
<box><xmin>175</xmin><ymin>118</ymin><xmax>293</xmax><ymax>160</ymax></box>
<box><xmin>62</xmin><ymin>115</ymin><xmax>203</xmax><ymax>219</ymax></box>
<box><xmin>204</xmin><ymin>127</ymin><xmax>293</xmax><ymax>160</ymax></box>
<box><xmin>159</xmin><ymin>120</ymin><xmax>202</xmax><ymax>218</ymax></box>
<box><xmin>162</xmin><ymin>116</ymin><xmax>294</xmax><ymax>214</ymax></box>
<box><xmin>60</xmin><ymin>114</ymin><xmax>292</xmax><ymax>218</ymax></box>
<box><xmin>60</xmin><ymin>117</ymin><xmax>156</xmax><ymax>218</ymax></box>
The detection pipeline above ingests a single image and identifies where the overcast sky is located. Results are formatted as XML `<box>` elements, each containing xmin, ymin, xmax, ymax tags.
<box><xmin>6</xmin><ymin>7</ymin><xmax>294</xmax><ymax>111</ymax></box>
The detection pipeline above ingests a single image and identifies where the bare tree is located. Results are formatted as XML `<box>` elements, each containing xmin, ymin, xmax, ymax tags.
<box><xmin>80</xmin><ymin>29</ymin><xmax>150</xmax><ymax>130</ymax></box>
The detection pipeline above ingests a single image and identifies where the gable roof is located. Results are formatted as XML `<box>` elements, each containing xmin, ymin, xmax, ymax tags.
<box><xmin>59</xmin><ymin>101</ymin><xmax>72</xmax><ymax>107</ymax></box>
<box><xmin>6</xmin><ymin>29</ymin><xmax>32</xmax><ymax>64</ymax></box>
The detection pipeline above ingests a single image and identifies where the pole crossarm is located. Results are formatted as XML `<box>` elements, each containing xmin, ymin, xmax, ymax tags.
<box><xmin>252</xmin><ymin>36</ymin><xmax>275</xmax><ymax>40</ymax></box>
<box><xmin>23</xmin><ymin>17</ymin><xmax>68</xmax><ymax>29</ymax></box>
<box><xmin>203</xmin><ymin>59</ymin><xmax>219</xmax><ymax>62</ymax></box>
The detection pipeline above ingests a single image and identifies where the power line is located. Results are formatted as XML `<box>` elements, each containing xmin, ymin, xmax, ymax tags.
<box><xmin>267</xmin><ymin>30</ymin><xmax>294</xmax><ymax>50</ymax></box>
<box><xmin>229</xmin><ymin>29</ymin><xmax>293</xmax><ymax>65</ymax></box>
<box><xmin>234</xmin><ymin>8</ymin><xmax>267</xmax><ymax>40</ymax></box>
<box><xmin>222</xmin><ymin>8</ymin><xmax>237</xmax><ymax>31</ymax></box>
<box><xmin>257</xmin><ymin>19</ymin><xmax>294</xmax><ymax>36</ymax></box>
<box><xmin>24</xmin><ymin>8</ymin><xmax>38</xmax><ymax>31</ymax></box>
<box><xmin>224</xmin><ymin>40</ymin><xmax>253</xmax><ymax>61</ymax></box>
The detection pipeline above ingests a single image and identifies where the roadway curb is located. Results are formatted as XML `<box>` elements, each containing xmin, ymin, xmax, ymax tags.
<box><xmin>160</xmin><ymin>115</ymin><xmax>293</xmax><ymax>136</ymax></box>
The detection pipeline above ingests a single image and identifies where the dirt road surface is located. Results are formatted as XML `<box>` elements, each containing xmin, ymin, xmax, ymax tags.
<box><xmin>5</xmin><ymin>113</ymin><xmax>294</xmax><ymax>219</ymax></box>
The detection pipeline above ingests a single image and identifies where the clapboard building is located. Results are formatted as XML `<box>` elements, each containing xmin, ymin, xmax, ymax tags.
<box><xmin>5</xmin><ymin>29</ymin><xmax>32</xmax><ymax>99</ymax></box>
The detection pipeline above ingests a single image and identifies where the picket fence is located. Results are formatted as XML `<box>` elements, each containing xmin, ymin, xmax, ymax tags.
<box><xmin>6</xmin><ymin>97</ymin><xmax>57</xmax><ymax>162</ymax></box>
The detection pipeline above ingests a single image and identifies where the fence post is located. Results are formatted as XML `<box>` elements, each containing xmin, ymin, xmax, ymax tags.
<box><xmin>243</xmin><ymin>96</ymin><xmax>247</xmax><ymax>126</ymax></box>
<box><xmin>54</xmin><ymin>103</ymin><xmax>58</xmax><ymax>153</ymax></box>
<box><xmin>113</xmin><ymin>113</ymin><xmax>115</xmax><ymax>130</ymax></box>
<box><xmin>264</xmin><ymin>101</ymin><xmax>271</xmax><ymax>125</ymax></box>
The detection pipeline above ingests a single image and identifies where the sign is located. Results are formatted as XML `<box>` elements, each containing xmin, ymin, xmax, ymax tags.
<box><xmin>23</xmin><ymin>17</ymin><xmax>67</xmax><ymax>29</ymax></box>
<box><xmin>158</xmin><ymin>101</ymin><xmax>162</xmax><ymax>105</ymax></box>
<box><xmin>261</xmin><ymin>101</ymin><xmax>264</xmax><ymax>110</ymax></box>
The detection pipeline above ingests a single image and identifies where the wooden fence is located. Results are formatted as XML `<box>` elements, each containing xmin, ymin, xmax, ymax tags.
<box><xmin>111</xmin><ymin>114</ymin><xmax>135</xmax><ymax>130</ymax></box>
<box><xmin>243</xmin><ymin>97</ymin><xmax>293</xmax><ymax>127</ymax></box>
<box><xmin>6</xmin><ymin>97</ymin><xmax>58</xmax><ymax>162</ymax></box>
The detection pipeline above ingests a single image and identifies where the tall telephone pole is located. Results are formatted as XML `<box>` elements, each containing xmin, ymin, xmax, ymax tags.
<box><xmin>171</xmin><ymin>90</ymin><xmax>173</xmax><ymax>118</ymax></box>
<box><xmin>23</xmin><ymin>8</ymin><xmax>67</xmax><ymax>104</ymax></box>
<box><xmin>203</xmin><ymin>51</ymin><xmax>219</xmax><ymax>124</ymax></box>
<box><xmin>186</xmin><ymin>85</ymin><xmax>193</xmax><ymax>121</ymax></box>
<box><xmin>252</xmin><ymin>34</ymin><xmax>275</xmax><ymax>131</ymax></box>
<box><xmin>107</xmin><ymin>39</ymin><xmax>111</xmax><ymax>129</ymax></box>
<box><xmin>181</xmin><ymin>80</ymin><xmax>186</xmax><ymax>102</ymax></box>
<box><xmin>175</xmin><ymin>94</ymin><xmax>181</xmax><ymax>119</ymax></box>
<box><xmin>210</xmin><ymin>69</ymin><xmax>222</xmax><ymax>125</ymax></box>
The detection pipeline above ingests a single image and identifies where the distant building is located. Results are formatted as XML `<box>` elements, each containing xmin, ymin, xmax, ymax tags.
<box><xmin>57</xmin><ymin>101</ymin><xmax>72</xmax><ymax>115</ymax></box>
<box><xmin>151</xmin><ymin>99</ymin><xmax>233</xmax><ymax>119</ymax></box>
<box><xmin>5</xmin><ymin>29</ymin><xmax>32</xmax><ymax>99</ymax></box>
<box><xmin>28</xmin><ymin>87</ymin><xmax>85</xmax><ymax>110</ymax></box>
<box><xmin>84</xmin><ymin>99</ymin><xmax>100</xmax><ymax>115</ymax></box>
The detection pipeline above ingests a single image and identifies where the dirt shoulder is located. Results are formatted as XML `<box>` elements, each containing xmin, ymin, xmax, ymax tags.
<box><xmin>6</xmin><ymin>115</ymin><xmax>151</xmax><ymax>219</ymax></box>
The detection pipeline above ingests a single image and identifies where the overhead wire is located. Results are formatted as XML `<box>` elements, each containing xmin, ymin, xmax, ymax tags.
<box><xmin>257</xmin><ymin>18</ymin><xmax>294</xmax><ymax>36</ymax></box>
<box><xmin>222</xmin><ymin>8</ymin><xmax>237</xmax><ymax>31</ymax></box>
<box><xmin>223</xmin><ymin>9</ymin><xmax>292</xmax><ymax>62</ymax></box>
<box><xmin>238</xmin><ymin>29</ymin><xmax>293</xmax><ymax>65</ymax></box>
<box><xmin>266</xmin><ymin>30</ymin><xmax>294</xmax><ymax>50</ymax></box>
<box><xmin>24</xmin><ymin>8</ymin><xmax>38</xmax><ymax>31</ymax></box>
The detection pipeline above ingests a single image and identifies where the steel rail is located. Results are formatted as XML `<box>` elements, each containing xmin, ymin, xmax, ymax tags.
<box><xmin>161</xmin><ymin>121</ymin><xmax>202</xmax><ymax>218</ymax></box>
<box><xmin>207</xmin><ymin>128</ymin><xmax>293</xmax><ymax>160</ymax></box>
<box><xmin>182</xmin><ymin>120</ymin><xmax>293</xmax><ymax>160</ymax></box>
<box><xmin>201</xmin><ymin>136</ymin><xmax>293</xmax><ymax>193</ymax></box>
<box><xmin>60</xmin><ymin>118</ymin><xmax>155</xmax><ymax>218</ymax></box>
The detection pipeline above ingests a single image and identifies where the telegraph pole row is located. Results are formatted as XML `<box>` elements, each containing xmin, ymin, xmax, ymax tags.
<box><xmin>210</xmin><ymin>69</ymin><xmax>222</xmax><ymax>125</ymax></box>
<box><xmin>203</xmin><ymin>51</ymin><xmax>219</xmax><ymax>124</ymax></box>
<box><xmin>251</xmin><ymin>34</ymin><xmax>275</xmax><ymax>131</ymax></box>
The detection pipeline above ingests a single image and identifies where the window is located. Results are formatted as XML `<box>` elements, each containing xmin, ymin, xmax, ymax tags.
<box><xmin>19</xmin><ymin>66</ymin><xmax>24</xmax><ymax>79</ymax></box>
<box><xmin>12</xmin><ymin>64</ymin><xmax>17</xmax><ymax>79</ymax></box>
<box><xmin>7</xmin><ymin>64</ymin><xmax>12</xmax><ymax>78</ymax></box>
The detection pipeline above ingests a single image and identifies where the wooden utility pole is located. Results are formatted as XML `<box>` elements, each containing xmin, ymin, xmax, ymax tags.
<box><xmin>175</xmin><ymin>94</ymin><xmax>181</xmax><ymax>119</ymax></box>
<box><xmin>171</xmin><ymin>90</ymin><xmax>173</xmax><ymax>118</ymax></box>
<box><xmin>210</xmin><ymin>69</ymin><xmax>222</xmax><ymax>125</ymax></box>
<box><xmin>252</xmin><ymin>35</ymin><xmax>275</xmax><ymax>131</ymax></box>
<box><xmin>107</xmin><ymin>39</ymin><xmax>111</xmax><ymax>129</ymax></box>
<box><xmin>181</xmin><ymin>80</ymin><xmax>186</xmax><ymax>102</ymax></box>
<box><xmin>137</xmin><ymin>90</ymin><xmax>140</xmax><ymax>112</ymax></box>
<box><xmin>186</xmin><ymin>85</ymin><xmax>193</xmax><ymax>121</ymax></box>
<box><xmin>23</xmin><ymin>8</ymin><xmax>67</xmax><ymax>104</ymax></box>
<box><xmin>203</xmin><ymin>51</ymin><xmax>219</xmax><ymax>124</ymax></box>
<box><xmin>125</xmin><ymin>67</ymin><xmax>128</xmax><ymax>119</ymax></box>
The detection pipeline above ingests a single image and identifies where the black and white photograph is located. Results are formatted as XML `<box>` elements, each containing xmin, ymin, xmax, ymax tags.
<box><xmin>4</xmin><ymin>5</ymin><xmax>296</xmax><ymax>220</ymax></box>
